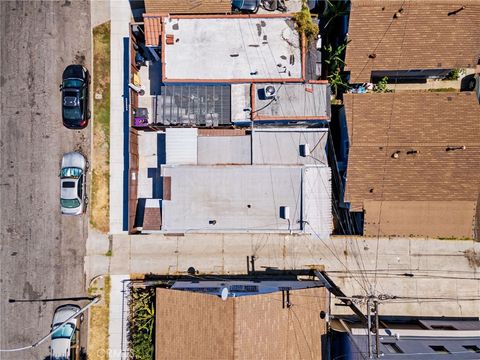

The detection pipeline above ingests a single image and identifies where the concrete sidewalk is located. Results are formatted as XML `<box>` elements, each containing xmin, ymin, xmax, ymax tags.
<box><xmin>85</xmin><ymin>232</ymin><xmax>480</xmax><ymax>317</ymax></box>
<box><xmin>109</xmin><ymin>0</ymin><xmax>131</xmax><ymax>234</ymax></box>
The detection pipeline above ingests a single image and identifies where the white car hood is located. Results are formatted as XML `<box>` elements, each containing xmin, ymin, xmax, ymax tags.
<box><xmin>61</xmin><ymin>152</ymin><xmax>86</xmax><ymax>170</ymax></box>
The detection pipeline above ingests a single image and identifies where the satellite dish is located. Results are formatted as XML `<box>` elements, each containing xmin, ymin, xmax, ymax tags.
<box><xmin>221</xmin><ymin>287</ymin><xmax>229</xmax><ymax>301</ymax></box>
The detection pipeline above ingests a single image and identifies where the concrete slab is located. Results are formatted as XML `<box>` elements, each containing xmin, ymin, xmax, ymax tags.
<box><xmin>87</xmin><ymin>234</ymin><xmax>480</xmax><ymax>317</ymax></box>
<box><xmin>108</xmin><ymin>274</ymin><xmax>130</xmax><ymax>360</ymax></box>
<box><xmin>109</xmin><ymin>0</ymin><xmax>131</xmax><ymax>233</ymax></box>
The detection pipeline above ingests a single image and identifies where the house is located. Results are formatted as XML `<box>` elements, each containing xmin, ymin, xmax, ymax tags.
<box><xmin>134</xmin><ymin>127</ymin><xmax>332</xmax><ymax>238</ymax></box>
<box><xmin>135</xmin><ymin>14</ymin><xmax>330</xmax><ymax>127</ymax></box>
<box><xmin>330</xmin><ymin>315</ymin><xmax>480</xmax><ymax>359</ymax></box>
<box><xmin>344</xmin><ymin>0</ymin><xmax>480</xmax><ymax>83</ymax></box>
<box><xmin>154</xmin><ymin>270</ymin><xmax>328</xmax><ymax>360</ymax></box>
<box><xmin>343</xmin><ymin>92</ymin><xmax>480</xmax><ymax>239</ymax></box>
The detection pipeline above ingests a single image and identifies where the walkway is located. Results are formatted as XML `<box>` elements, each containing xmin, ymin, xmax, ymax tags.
<box><xmin>109</xmin><ymin>0</ymin><xmax>131</xmax><ymax>233</ymax></box>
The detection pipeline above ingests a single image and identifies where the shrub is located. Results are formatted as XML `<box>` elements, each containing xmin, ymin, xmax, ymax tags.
<box><xmin>129</xmin><ymin>287</ymin><xmax>155</xmax><ymax>360</ymax></box>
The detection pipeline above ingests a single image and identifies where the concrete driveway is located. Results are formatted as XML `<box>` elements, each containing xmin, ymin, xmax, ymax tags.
<box><xmin>0</xmin><ymin>1</ymin><xmax>91</xmax><ymax>358</ymax></box>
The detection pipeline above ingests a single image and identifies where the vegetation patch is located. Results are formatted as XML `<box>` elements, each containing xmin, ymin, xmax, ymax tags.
<box><xmin>129</xmin><ymin>286</ymin><xmax>156</xmax><ymax>360</ymax></box>
<box><xmin>87</xmin><ymin>276</ymin><xmax>111</xmax><ymax>360</ymax></box>
<box><xmin>444</xmin><ymin>68</ymin><xmax>465</xmax><ymax>81</ymax></box>
<box><xmin>293</xmin><ymin>1</ymin><xmax>319</xmax><ymax>40</ymax></box>
<box><xmin>91</xmin><ymin>22</ymin><xmax>111</xmax><ymax>233</ymax></box>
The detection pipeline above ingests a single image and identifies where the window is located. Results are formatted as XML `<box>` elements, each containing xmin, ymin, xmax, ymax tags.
<box><xmin>463</xmin><ymin>345</ymin><xmax>480</xmax><ymax>353</ymax></box>
<box><xmin>429</xmin><ymin>345</ymin><xmax>450</xmax><ymax>354</ymax></box>
<box><xmin>383</xmin><ymin>343</ymin><xmax>403</xmax><ymax>354</ymax></box>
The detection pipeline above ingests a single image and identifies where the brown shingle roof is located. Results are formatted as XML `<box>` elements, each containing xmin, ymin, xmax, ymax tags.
<box><xmin>144</xmin><ymin>0</ymin><xmax>231</xmax><ymax>14</ymax></box>
<box><xmin>155</xmin><ymin>287</ymin><xmax>326</xmax><ymax>360</ymax></box>
<box><xmin>344</xmin><ymin>91</ymin><xmax>480</xmax><ymax>215</ymax></box>
<box><xmin>363</xmin><ymin>200</ymin><xmax>477</xmax><ymax>238</ymax></box>
<box><xmin>345</xmin><ymin>0</ymin><xmax>480</xmax><ymax>83</ymax></box>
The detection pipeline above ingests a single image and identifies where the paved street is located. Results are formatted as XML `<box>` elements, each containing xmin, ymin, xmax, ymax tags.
<box><xmin>0</xmin><ymin>1</ymin><xmax>91</xmax><ymax>359</ymax></box>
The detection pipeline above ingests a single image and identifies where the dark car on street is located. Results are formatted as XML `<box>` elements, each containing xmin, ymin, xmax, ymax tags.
<box><xmin>60</xmin><ymin>65</ymin><xmax>90</xmax><ymax>129</ymax></box>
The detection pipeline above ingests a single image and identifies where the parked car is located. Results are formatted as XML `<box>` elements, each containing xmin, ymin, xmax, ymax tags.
<box><xmin>232</xmin><ymin>0</ymin><xmax>260</xmax><ymax>13</ymax></box>
<box><xmin>51</xmin><ymin>304</ymin><xmax>82</xmax><ymax>360</ymax></box>
<box><xmin>60</xmin><ymin>152</ymin><xmax>88</xmax><ymax>215</ymax></box>
<box><xmin>60</xmin><ymin>65</ymin><xmax>90</xmax><ymax>129</ymax></box>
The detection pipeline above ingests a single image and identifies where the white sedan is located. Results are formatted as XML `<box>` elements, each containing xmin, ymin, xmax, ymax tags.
<box><xmin>60</xmin><ymin>152</ymin><xmax>88</xmax><ymax>215</ymax></box>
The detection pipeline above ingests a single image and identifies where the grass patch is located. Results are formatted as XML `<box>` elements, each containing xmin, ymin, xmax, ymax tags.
<box><xmin>87</xmin><ymin>276</ymin><xmax>111</xmax><ymax>360</ymax></box>
<box><xmin>91</xmin><ymin>22</ymin><xmax>111</xmax><ymax>233</ymax></box>
<box><xmin>105</xmin><ymin>249</ymin><xmax>112</xmax><ymax>257</ymax></box>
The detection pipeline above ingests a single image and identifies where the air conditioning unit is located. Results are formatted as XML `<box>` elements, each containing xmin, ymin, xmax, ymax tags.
<box><xmin>259</xmin><ymin>85</ymin><xmax>277</xmax><ymax>100</ymax></box>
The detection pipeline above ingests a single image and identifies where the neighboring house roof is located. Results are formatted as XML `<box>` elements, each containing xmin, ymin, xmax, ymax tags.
<box><xmin>155</xmin><ymin>287</ymin><xmax>326</xmax><ymax>360</ymax></box>
<box><xmin>144</xmin><ymin>0</ymin><xmax>231</xmax><ymax>14</ymax></box>
<box><xmin>345</xmin><ymin>0</ymin><xmax>480</xmax><ymax>83</ymax></box>
<box><xmin>363</xmin><ymin>200</ymin><xmax>477</xmax><ymax>238</ymax></box>
<box><xmin>344</xmin><ymin>92</ymin><xmax>480</xmax><ymax>237</ymax></box>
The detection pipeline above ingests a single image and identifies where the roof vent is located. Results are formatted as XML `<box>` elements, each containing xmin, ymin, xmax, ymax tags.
<box><xmin>391</xmin><ymin>150</ymin><xmax>401</xmax><ymax>159</ymax></box>
<box><xmin>446</xmin><ymin>145</ymin><xmax>466</xmax><ymax>152</ymax></box>
<box><xmin>299</xmin><ymin>144</ymin><xmax>310</xmax><ymax>157</ymax></box>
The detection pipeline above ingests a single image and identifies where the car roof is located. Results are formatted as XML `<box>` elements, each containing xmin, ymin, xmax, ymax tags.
<box><xmin>61</xmin><ymin>179</ymin><xmax>79</xmax><ymax>200</ymax></box>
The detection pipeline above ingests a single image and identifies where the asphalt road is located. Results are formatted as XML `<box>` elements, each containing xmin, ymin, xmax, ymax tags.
<box><xmin>0</xmin><ymin>1</ymin><xmax>91</xmax><ymax>359</ymax></box>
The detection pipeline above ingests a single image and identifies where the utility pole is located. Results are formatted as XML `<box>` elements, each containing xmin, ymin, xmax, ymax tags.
<box><xmin>374</xmin><ymin>300</ymin><xmax>380</xmax><ymax>358</ymax></box>
<box><xmin>367</xmin><ymin>298</ymin><xmax>372</xmax><ymax>358</ymax></box>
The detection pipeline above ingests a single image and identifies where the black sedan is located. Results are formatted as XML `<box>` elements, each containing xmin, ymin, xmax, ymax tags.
<box><xmin>60</xmin><ymin>65</ymin><xmax>90</xmax><ymax>129</ymax></box>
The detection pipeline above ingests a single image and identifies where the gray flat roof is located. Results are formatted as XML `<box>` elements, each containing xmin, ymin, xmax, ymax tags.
<box><xmin>163</xmin><ymin>17</ymin><xmax>302</xmax><ymax>81</ymax></box>
<box><xmin>252</xmin><ymin>83</ymin><xmax>331</xmax><ymax>120</ymax></box>
<box><xmin>160</xmin><ymin>165</ymin><xmax>331</xmax><ymax>236</ymax></box>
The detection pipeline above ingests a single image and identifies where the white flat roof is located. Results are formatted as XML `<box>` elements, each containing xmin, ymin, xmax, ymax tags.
<box><xmin>160</xmin><ymin>165</ymin><xmax>331</xmax><ymax>236</ymax></box>
<box><xmin>163</xmin><ymin>17</ymin><xmax>302</xmax><ymax>81</ymax></box>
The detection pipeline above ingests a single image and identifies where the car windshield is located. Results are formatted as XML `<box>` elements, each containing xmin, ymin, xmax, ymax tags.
<box><xmin>63</xmin><ymin>79</ymin><xmax>83</xmax><ymax>88</ymax></box>
<box><xmin>60</xmin><ymin>198</ymin><xmax>80</xmax><ymax>208</ymax></box>
<box><xmin>51</xmin><ymin>323</ymin><xmax>75</xmax><ymax>340</ymax></box>
<box><xmin>61</xmin><ymin>167</ymin><xmax>82</xmax><ymax>179</ymax></box>
<box><xmin>63</xmin><ymin>107</ymin><xmax>82</xmax><ymax>120</ymax></box>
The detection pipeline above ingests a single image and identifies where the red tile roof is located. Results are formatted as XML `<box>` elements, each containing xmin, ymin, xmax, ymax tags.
<box><xmin>144</xmin><ymin>15</ymin><xmax>162</xmax><ymax>47</ymax></box>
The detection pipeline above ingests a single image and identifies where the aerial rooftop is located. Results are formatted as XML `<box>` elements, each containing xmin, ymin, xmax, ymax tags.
<box><xmin>135</xmin><ymin>128</ymin><xmax>332</xmax><ymax>236</ymax></box>
<box><xmin>155</xmin><ymin>287</ymin><xmax>326</xmax><ymax>360</ymax></box>
<box><xmin>344</xmin><ymin>91</ymin><xmax>480</xmax><ymax>238</ymax></box>
<box><xmin>345</xmin><ymin>0</ymin><xmax>480</xmax><ymax>82</ymax></box>
<box><xmin>160</xmin><ymin>15</ymin><xmax>304</xmax><ymax>82</ymax></box>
